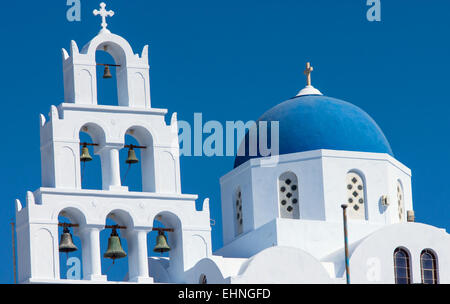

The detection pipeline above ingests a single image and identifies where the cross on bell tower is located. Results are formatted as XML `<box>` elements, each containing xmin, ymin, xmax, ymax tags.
<box><xmin>93</xmin><ymin>2</ymin><xmax>115</xmax><ymax>32</ymax></box>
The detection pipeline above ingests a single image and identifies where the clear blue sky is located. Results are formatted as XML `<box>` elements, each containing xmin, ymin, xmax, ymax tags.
<box><xmin>0</xmin><ymin>0</ymin><xmax>449</xmax><ymax>283</ymax></box>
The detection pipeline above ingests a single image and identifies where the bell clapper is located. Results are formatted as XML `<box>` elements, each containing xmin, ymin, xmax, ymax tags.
<box><xmin>104</xmin><ymin>261</ymin><xmax>115</xmax><ymax>274</ymax></box>
<box><xmin>81</xmin><ymin>159</ymin><xmax>86</xmax><ymax>183</ymax></box>
<box><xmin>122</xmin><ymin>163</ymin><xmax>132</xmax><ymax>184</ymax></box>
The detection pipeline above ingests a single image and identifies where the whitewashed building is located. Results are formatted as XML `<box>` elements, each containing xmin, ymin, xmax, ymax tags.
<box><xmin>14</xmin><ymin>2</ymin><xmax>450</xmax><ymax>284</ymax></box>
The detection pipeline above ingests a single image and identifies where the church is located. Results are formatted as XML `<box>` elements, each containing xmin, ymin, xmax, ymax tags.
<box><xmin>14</xmin><ymin>2</ymin><xmax>450</xmax><ymax>284</ymax></box>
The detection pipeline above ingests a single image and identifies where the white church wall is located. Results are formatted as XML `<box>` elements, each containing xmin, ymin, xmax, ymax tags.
<box><xmin>184</xmin><ymin>258</ymin><xmax>228</xmax><ymax>284</ymax></box>
<box><xmin>220</xmin><ymin>150</ymin><xmax>328</xmax><ymax>247</ymax></box>
<box><xmin>184</xmin><ymin>255</ymin><xmax>250</xmax><ymax>284</ymax></box>
<box><xmin>39</xmin><ymin>103</ymin><xmax>181</xmax><ymax>193</ymax></box>
<box><xmin>15</xmin><ymin>221</ymin><xmax>31</xmax><ymax>283</ymax></box>
<box><xmin>276</xmin><ymin>218</ymin><xmax>385</xmax><ymax>260</ymax></box>
<box><xmin>220</xmin><ymin>162</ymin><xmax>254</xmax><ymax>246</ymax></box>
<box><xmin>148</xmin><ymin>257</ymin><xmax>171</xmax><ymax>283</ymax></box>
<box><xmin>348</xmin><ymin>223</ymin><xmax>450</xmax><ymax>284</ymax></box>
<box><xmin>150</xmin><ymin>254</ymin><xmax>247</xmax><ymax>284</ymax></box>
<box><xmin>32</xmin><ymin>224</ymin><xmax>59</xmax><ymax>280</ymax></box>
<box><xmin>218</xmin><ymin>149</ymin><xmax>413</xmax><ymax>261</ymax></box>
<box><xmin>63</xmin><ymin>31</ymin><xmax>151</xmax><ymax>108</ymax></box>
<box><xmin>215</xmin><ymin>219</ymin><xmax>278</xmax><ymax>258</ymax></box>
<box><xmin>210</xmin><ymin>256</ymin><xmax>248</xmax><ymax>281</ymax></box>
<box><xmin>221</xmin><ymin>149</ymin><xmax>412</xmax><ymax>237</ymax></box>
<box><xmin>230</xmin><ymin>246</ymin><xmax>333</xmax><ymax>284</ymax></box>
<box><xmin>249</xmin><ymin>150</ymin><xmax>327</xmax><ymax>226</ymax></box>
<box><xmin>40</xmin><ymin>115</ymin><xmax>56</xmax><ymax>188</ymax></box>
<box><xmin>15</xmin><ymin>185</ymin><xmax>210</xmax><ymax>283</ymax></box>
<box><xmin>215</xmin><ymin>215</ymin><xmax>385</xmax><ymax>264</ymax></box>
<box><xmin>386</xmin><ymin>163</ymin><xmax>414</xmax><ymax>224</ymax></box>
<box><xmin>320</xmin><ymin>150</ymin><xmax>412</xmax><ymax>224</ymax></box>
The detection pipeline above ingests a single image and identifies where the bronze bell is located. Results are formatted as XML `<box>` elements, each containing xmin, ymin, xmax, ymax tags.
<box><xmin>80</xmin><ymin>145</ymin><xmax>93</xmax><ymax>162</ymax></box>
<box><xmin>104</xmin><ymin>228</ymin><xmax>127</xmax><ymax>263</ymax></box>
<box><xmin>153</xmin><ymin>231</ymin><xmax>171</xmax><ymax>253</ymax></box>
<box><xmin>59</xmin><ymin>227</ymin><xmax>78</xmax><ymax>253</ymax></box>
<box><xmin>126</xmin><ymin>146</ymin><xmax>139</xmax><ymax>164</ymax></box>
<box><xmin>103</xmin><ymin>65</ymin><xmax>113</xmax><ymax>79</ymax></box>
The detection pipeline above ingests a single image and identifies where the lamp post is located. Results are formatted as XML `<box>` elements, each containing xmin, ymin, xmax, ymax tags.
<box><xmin>341</xmin><ymin>204</ymin><xmax>351</xmax><ymax>284</ymax></box>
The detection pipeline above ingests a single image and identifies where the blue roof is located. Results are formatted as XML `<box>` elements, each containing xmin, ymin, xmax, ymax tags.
<box><xmin>234</xmin><ymin>95</ymin><xmax>393</xmax><ymax>168</ymax></box>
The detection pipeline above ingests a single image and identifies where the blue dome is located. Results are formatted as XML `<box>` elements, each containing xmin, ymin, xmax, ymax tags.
<box><xmin>234</xmin><ymin>95</ymin><xmax>393</xmax><ymax>168</ymax></box>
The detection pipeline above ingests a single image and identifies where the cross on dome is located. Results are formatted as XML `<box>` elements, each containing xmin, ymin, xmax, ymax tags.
<box><xmin>304</xmin><ymin>62</ymin><xmax>314</xmax><ymax>86</ymax></box>
<box><xmin>93</xmin><ymin>2</ymin><xmax>115</xmax><ymax>33</ymax></box>
<box><xmin>296</xmin><ymin>61</ymin><xmax>323</xmax><ymax>97</ymax></box>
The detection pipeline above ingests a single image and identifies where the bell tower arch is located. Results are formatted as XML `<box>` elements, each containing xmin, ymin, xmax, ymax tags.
<box><xmin>63</xmin><ymin>13</ymin><xmax>151</xmax><ymax>108</ymax></box>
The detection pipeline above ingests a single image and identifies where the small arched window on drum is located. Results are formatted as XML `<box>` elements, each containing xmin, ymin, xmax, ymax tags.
<box><xmin>278</xmin><ymin>172</ymin><xmax>300</xmax><ymax>219</ymax></box>
<box><xmin>345</xmin><ymin>172</ymin><xmax>366</xmax><ymax>220</ymax></box>
<box><xmin>234</xmin><ymin>188</ymin><xmax>243</xmax><ymax>236</ymax></box>
<box><xmin>397</xmin><ymin>180</ymin><xmax>405</xmax><ymax>221</ymax></box>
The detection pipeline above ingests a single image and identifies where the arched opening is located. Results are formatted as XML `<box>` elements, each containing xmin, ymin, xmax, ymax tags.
<box><xmin>57</xmin><ymin>209</ymin><xmax>85</xmax><ymax>281</ymax></box>
<box><xmin>78</xmin><ymin>123</ymin><xmax>105</xmax><ymax>190</ymax></box>
<box><xmin>233</xmin><ymin>187</ymin><xmax>243</xmax><ymax>236</ymax></box>
<box><xmin>95</xmin><ymin>48</ymin><xmax>119</xmax><ymax>106</ymax></box>
<box><xmin>147</xmin><ymin>212</ymin><xmax>183</xmax><ymax>277</ymax></box>
<box><xmin>121</xmin><ymin>126</ymin><xmax>156</xmax><ymax>192</ymax></box>
<box><xmin>278</xmin><ymin>172</ymin><xmax>300</xmax><ymax>219</ymax></box>
<box><xmin>147</xmin><ymin>216</ymin><xmax>171</xmax><ymax>259</ymax></box>
<box><xmin>421</xmin><ymin>249</ymin><xmax>439</xmax><ymax>284</ymax></box>
<box><xmin>345</xmin><ymin>171</ymin><xmax>367</xmax><ymax>220</ymax></box>
<box><xmin>79</xmin><ymin>33</ymin><xmax>150</xmax><ymax>108</ymax></box>
<box><xmin>120</xmin><ymin>135</ymin><xmax>143</xmax><ymax>192</ymax></box>
<box><xmin>394</xmin><ymin>247</ymin><xmax>411</xmax><ymax>284</ymax></box>
<box><xmin>100</xmin><ymin>212</ymin><xmax>131</xmax><ymax>282</ymax></box>
<box><xmin>79</xmin><ymin>126</ymin><xmax>103</xmax><ymax>190</ymax></box>
<box><xmin>397</xmin><ymin>180</ymin><xmax>405</xmax><ymax>221</ymax></box>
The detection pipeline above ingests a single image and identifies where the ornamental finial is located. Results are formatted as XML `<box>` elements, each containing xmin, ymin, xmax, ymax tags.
<box><xmin>304</xmin><ymin>62</ymin><xmax>314</xmax><ymax>86</ymax></box>
<box><xmin>93</xmin><ymin>2</ymin><xmax>115</xmax><ymax>33</ymax></box>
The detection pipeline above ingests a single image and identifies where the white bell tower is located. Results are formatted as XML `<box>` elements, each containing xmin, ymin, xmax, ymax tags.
<box><xmin>15</xmin><ymin>2</ymin><xmax>212</xmax><ymax>284</ymax></box>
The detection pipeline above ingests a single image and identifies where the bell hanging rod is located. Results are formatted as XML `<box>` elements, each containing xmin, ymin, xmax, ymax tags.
<box><xmin>105</xmin><ymin>224</ymin><xmax>127</xmax><ymax>230</ymax></box>
<box><xmin>80</xmin><ymin>142</ymin><xmax>99</xmax><ymax>147</ymax></box>
<box><xmin>125</xmin><ymin>144</ymin><xmax>147</xmax><ymax>149</ymax></box>
<box><xmin>58</xmin><ymin>223</ymin><xmax>79</xmax><ymax>228</ymax></box>
<box><xmin>152</xmin><ymin>227</ymin><xmax>174</xmax><ymax>233</ymax></box>
<box><xmin>97</xmin><ymin>63</ymin><xmax>121</xmax><ymax>67</ymax></box>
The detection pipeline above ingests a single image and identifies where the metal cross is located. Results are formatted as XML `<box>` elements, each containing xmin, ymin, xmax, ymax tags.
<box><xmin>304</xmin><ymin>62</ymin><xmax>314</xmax><ymax>86</ymax></box>
<box><xmin>93</xmin><ymin>2</ymin><xmax>115</xmax><ymax>31</ymax></box>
